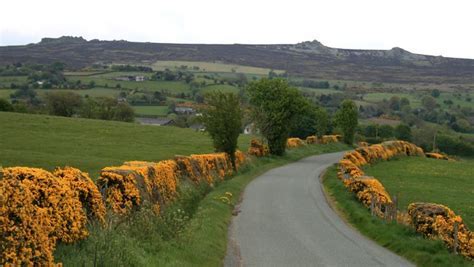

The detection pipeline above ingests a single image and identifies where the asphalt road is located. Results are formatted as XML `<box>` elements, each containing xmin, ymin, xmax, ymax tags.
<box><xmin>224</xmin><ymin>151</ymin><xmax>414</xmax><ymax>267</ymax></box>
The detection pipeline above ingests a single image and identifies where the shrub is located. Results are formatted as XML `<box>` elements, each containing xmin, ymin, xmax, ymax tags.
<box><xmin>335</xmin><ymin>100</ymin><xmax>358</xmax><ymax>144</ymax></box>
<box><xmin>286</xmin><ymin>137</ymin><xmax>305</xmax><ymax>148</ymax></box>
<box><xmin>201</xmin><ymin>91</ymin><xmax>242</xmax><ymax>170</ymax></box>
<box><xmin>1</xmin><ymin>167</ymin><xmax>89</xmax><ymax>265</ymax></box>
<box><xmin>247</xmin><ymin>139</ymin><xmax>269</xmax><ymax>157</ymax></box>
<box><xmin>246</xmin><ymin>78</ymin><xmax>305</xmax><ymax>155</ymax></box>
<box><xmin>408</xmin><ymin>203</ymin><xmax>474</xmax><ymax>259</ymax></box>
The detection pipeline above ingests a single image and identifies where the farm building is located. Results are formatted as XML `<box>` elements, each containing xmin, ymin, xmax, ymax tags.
<box><xmin>175</xmin><ymin>106</ymin><xmax>195</xmax><ymax>114</ymax></box>
<box><xmin>136</xmin><ymin>117</ymin><xmax>175</xmax><ymax>126</ymax></box>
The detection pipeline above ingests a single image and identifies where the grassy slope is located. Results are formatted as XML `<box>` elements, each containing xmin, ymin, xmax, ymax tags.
<box><xmin>364</xmin><ymin>157</ymin><xmax>474</xmax><ymax>229</ymax></box>
<box><xmin>0</xmin><ymin>112</ymin><xmax>253</xmax><ymax>179</ymax></box>
<box><xmin>55</xmin><ymin>143</ymin><xmax>351</xmax><ymax>266</ymax></box>
<box><xmin>323</xmin><ymin>166</ymin><xmax>473</xmax><ymax>266</ymax></box>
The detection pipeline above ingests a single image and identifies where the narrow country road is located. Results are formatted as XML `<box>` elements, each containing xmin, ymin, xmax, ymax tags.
<box><xmin>224</xmin><ymin>151</ymin><xmax>413</xmax><ymax>267</ymax></box>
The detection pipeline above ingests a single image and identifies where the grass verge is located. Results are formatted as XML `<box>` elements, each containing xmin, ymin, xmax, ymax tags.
<box><xmin>55</xmin><ymin>143</ymin><xmax>350</xmax><ymax>266</ymax></box>
<box><xmin>322</xmin><ymin>165</ymin><xmax>473</xmax><ymax>267</ymax></box>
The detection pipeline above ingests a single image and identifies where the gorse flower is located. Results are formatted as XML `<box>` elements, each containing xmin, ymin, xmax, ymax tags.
<box><xmin>1</xmin><ymin>151</ymin><xmax>247</xmax><ymax>265</ymax></box>
<box><xmin>286</xmin><ymin>138</ymin><xmax>305</xmax><ymax>148</ymax></box>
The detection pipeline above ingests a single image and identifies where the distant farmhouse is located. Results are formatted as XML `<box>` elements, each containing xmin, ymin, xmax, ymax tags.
<box><xmin>174</xmin><ymin>106</ymin><xmax>195</xmax><ymax>115</ymax></box>
<box><xmin>114</xmin><ymin>75</ymin><xmax>146</xmax><ymax>82</ymax></box>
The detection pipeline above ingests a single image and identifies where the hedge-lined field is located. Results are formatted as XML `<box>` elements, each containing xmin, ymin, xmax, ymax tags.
<box><xmin>364</xmin><ymin>157</ymin><xmax>474</xmax><ymax>229</ymax></box>
<box><xmin>336</xmin><ymin>141</ymin><xmax>474</xmax><ymax>261</ymax></box>
<box><xmin>323</xmin><ymin>166</ymin><xmax>473</xmax><ymax>266</ymax></box>
<box><xmin>0</xmin><ymin>112</ymin><xmax>254</xmax><ymax>178</ymax></box>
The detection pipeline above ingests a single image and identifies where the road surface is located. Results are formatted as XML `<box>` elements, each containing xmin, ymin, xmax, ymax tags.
<box><xmin>224</xmin><ymin>151</ymin><xmax>413</xmax><ymax>267</ymax></box>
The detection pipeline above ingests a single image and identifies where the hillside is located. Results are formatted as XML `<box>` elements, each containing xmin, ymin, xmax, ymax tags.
<box><xmin>1</xmin><ymin>37</ymin><xmax>474</xmax><ymax>84</ymax></box>
<box><xmin>0</xmin><ymin>112</ymin><xmax>254</xmax><ymax>178</ymax></box>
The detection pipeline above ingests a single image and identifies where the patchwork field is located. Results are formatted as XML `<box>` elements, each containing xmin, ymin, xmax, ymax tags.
<box><xmin>0</xmin><ymin>112</ymin><xmax>255</xmax><ymax>178</ymax></box>
<box><xmin>364</xmin><ymin>157</ymin><xmax>474</xmax><ymax>229</ymax></box>
<box><xmin>150</xmin><ymin>60</ymin><xmax>284</xmax><ymax>75</ymax></box>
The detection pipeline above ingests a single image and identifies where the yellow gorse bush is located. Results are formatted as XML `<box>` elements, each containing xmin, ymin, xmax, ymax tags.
<box><xmin>248</xmin><ymin>139</ymin><xmax>269</xmax><ymax>157</ymax></box>
<box><xmin>1</xmin><ymin>150</ymin><xmax>247</xmax><ymax>265</ymax></box>
<box><xmin>306</xmin><ymin>135</ymin><xmax>318</xmax><ymax>144</ymax></box>
<box><xmin>53</xmin><ymin>166</ymin><xmax>106</xmax><ymax>223</ymax></box>
<box><xmin>337</xmin><ymin>141</ymin><xmax>425</xmax><ymax>212</ymax></box>
<box><xmin>425</xmin><ymin>152</ymin><xmax>450</xmax><ymax>160</ymax></box>
<box><xmin>0</xmin><ymin>167</ymin><xmax>89</xmax><ymax>266</ymax></box>
<box><xmin>338</xmin><ymin>140</ymin><xmax>472</xmax><ymax>259</ymax></box>
<box><xmin>286</xmin><ymin>137</ymin><xmax>306</xmax><ymax>148</ymax></box>
<box><xmin>321</xmin><ymin>135</ymin><xmax>341</xmax><ymax>144</ymax></box>
<box><xmin>408</xmin><ymin>203</ymin><xmax>474</xmax><ymax>259</ymax></box>
<box><xmin>97</xmin><ymin>151</ymin><xmax>246</xmax><ymax>215</ymax></box>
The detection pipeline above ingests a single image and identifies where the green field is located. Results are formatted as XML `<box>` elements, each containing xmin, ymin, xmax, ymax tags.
<box><xmin>362</xmin><ymin>91</ymin><xmax>474</xmax><ymax>109</ymax></box>
<box><xmin>437</xmin><ymin>91</ymin><xmax>474</xmax><ymax>109</ymax></box>
<box><xmin>66</xmin><ymin>73</ymin><xmax>191</xmax><ymax>93</ymax></box>
<box><xmin>201</xmin><ymin>84</ymin><xmax>240</xmax><ymax>94</ymax></box>
<box><xmin>39</xmin><ymin>88</ymin><xmax>125</xmax><ymax>98</ymax></box>
<box><xmin>0</xmin><ymin>76</ymin><xmax>28</xmax><ymax>87</ymax></box>
<box><xmin>0</xmin><ymin>89</ymin><xmax>14</xmax><ymax>99</ymax></box>
<box><xmin>364</xmin><ymin>157</ymin><xmax>474</xmax><ymax>229</ymax></box>
<box><xmin>133</xmin><ymin>105</ymin><xmax>169</xmax><ymax>116</ymax></box>
<box><xmin>151</xmin><ymin>60</ymin><xmax>284</xmax><ymax>75</ymax></box>
<box><xmin>297</xmin><ymin>87</ymin><xmax>340</xmax><ymax>95</ymax></box>
<box><xmin>323</xmin><ymin>166</ymin><xmax>473</xmax><ymax>266</ymax></box>
<box><xmin>0</xmin><ymin>112</ymin><xmax>254</xmax><ymax>178</ymax></box>
<box><xmin>363</xmin><ymin>92</ymin><xmax>422</xmax><ymax>107</ymax></box>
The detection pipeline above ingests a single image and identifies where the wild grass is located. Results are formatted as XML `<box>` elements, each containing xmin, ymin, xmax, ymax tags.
<box><xmin>323</xmin><ymin>165</ymin><xmax>473</xmax><ymax>266</ymax></box>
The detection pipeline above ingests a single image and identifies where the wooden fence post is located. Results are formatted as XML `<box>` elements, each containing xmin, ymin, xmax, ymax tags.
<box><xmin>370</xmin><ymin>192</ymin><xmax>375</xmax><ymax>216</ymax></box>
<box><xmin>392</xmin><ymin>194</ymin><xmax>398</xmax><ymax>222</ymax></box>
<box><xmin>377</xmin><ymin>199</ymin><xmax>382</xmax><ymax>218</ymax></box>
<box><xmin>453</xmin><ymin>222</ymin><xmax>459</xmax><ymax>254</ymax></box>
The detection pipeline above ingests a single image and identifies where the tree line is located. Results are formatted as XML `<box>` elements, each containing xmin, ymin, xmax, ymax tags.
<box><xmin>0</xmin><ymin>90</ymin><xmax>134</xmax><ymax>122</ymax></box>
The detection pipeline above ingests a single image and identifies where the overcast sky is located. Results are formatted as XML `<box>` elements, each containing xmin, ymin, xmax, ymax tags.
<box><xmin>1</xmin><ymin>0</ymin><xmax>473</xmax><ymax>59</ymax></box>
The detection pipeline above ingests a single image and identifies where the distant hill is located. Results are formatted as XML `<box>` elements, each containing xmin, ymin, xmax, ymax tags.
<box><xmin>1</xmin><ymin>36</ymin><xmax>474</xmax><ymax>84</ymax></box>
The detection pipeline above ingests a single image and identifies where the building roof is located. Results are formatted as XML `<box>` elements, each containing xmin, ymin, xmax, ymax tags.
<box><xmin>136</xmin><ymin>117</ymin><xmax>174</xmax><ymax>126</ymax></box>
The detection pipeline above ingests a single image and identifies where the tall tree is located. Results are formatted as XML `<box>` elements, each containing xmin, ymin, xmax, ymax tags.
<box><xmin>45</xmin><ymin>91</ymin><xmax>82</xmax><ymax>117</ymax></box>
<box><xmin>246</xmin><ymin>78</ymin><xmax>302</xmax><ymax>155</ymax></box>
<box><xmin>314</xmin><ymin>106</ymin><xmax>329</xmax><ymax>137</ymax></box>
<box><xmin>395</xmin><ymin>124</ymin><xmax>412</xmax><ymax>141</ymax></box>
<box><xmin>335</xmin><ymin>100</ymin><xmax>358</xmax><ymax>144</ymax></box>
<box><xmin>202</xmin><ymin>91</ymin><xmax>243</xmax><ymax>170</ymax></box>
